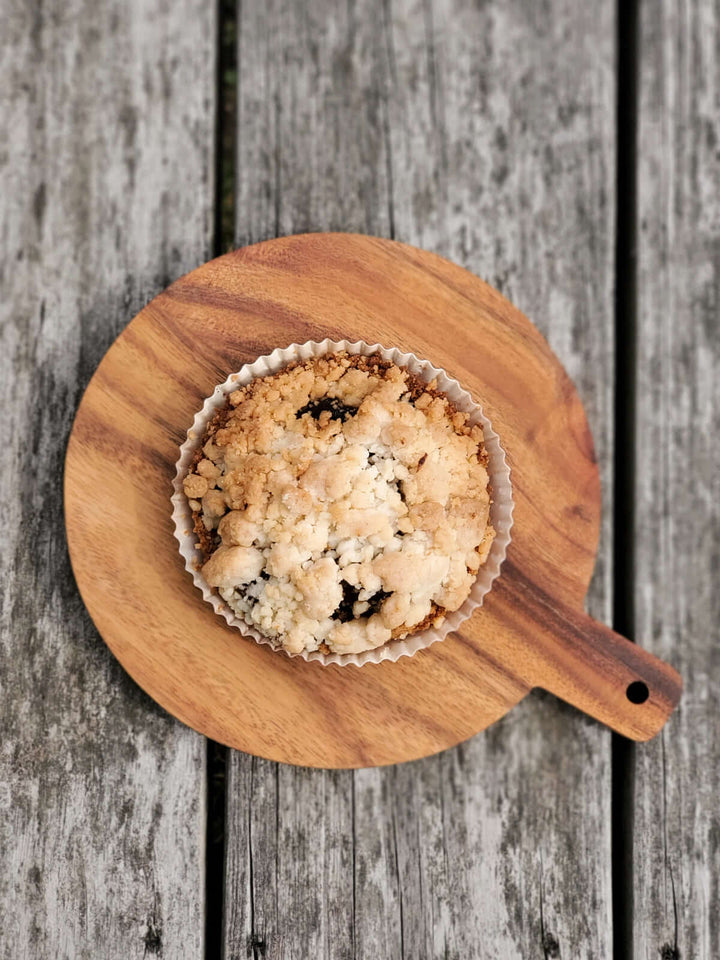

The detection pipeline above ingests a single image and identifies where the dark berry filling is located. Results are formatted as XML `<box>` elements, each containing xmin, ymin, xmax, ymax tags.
<box><xmin>333</xmin><ymin>581</ymin><xmax>359</xmax><ymax>622</ymax></box>
<box><xmin>332</xmin><ymin>581</ymin><xmax>390</xmax><ymax>622</ymax></box>
<box><xmin>365</xmin><ymin>589</ymin><xmax>390</xmax><ymax>616</ymax></box>
<box><xmin>296</xmin><ymin>397</ymin><xmax>357</xmax><ymax>422</ymax></box>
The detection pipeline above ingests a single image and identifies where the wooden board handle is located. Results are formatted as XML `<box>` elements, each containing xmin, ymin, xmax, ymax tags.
<box><xmin>529</xmin><ymin>607</ymin><xmax>682</xmax><ymax>741</ymax></box>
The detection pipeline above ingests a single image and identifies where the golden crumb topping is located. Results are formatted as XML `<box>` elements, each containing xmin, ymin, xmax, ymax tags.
<box><xmin>183</xmin><ymin>353</ymin><xmax>494</xmax><ymax>655</ymax></box>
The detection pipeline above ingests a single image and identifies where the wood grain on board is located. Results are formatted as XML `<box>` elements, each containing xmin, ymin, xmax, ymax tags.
<box><xmin>226</xmin><ymin>2</ymin><xmax>620</xmax><ymax>958</ymax></box>
<box><xmin>64</xmin><ymin>232</ymin><xmax>681</xmax><ymax>763</ymax></box>
<box><xmin>633</xmin><ymin>2</ymin><xmax>720</xmax><ymax>957</ymax></box>
<box><xmin>0</xmin><ymin>0</ymin><xmax>214</xmax><ymax>956</ymax></box>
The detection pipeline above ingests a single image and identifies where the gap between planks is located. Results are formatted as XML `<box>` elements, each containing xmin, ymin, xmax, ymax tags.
<box><xmin>612</xmin><ymin>1</ymin><xmax>640</xmax><ymax>959</ymax></box>
<box><xmin>206</xmin><ymin>0</ymin><xmax>238</xmax><ymax>957</ymax></box>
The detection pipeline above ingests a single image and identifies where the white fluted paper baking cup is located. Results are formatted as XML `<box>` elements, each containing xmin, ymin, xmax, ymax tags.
<box><xmin>171</xmin><ymin>340</ymin><xmax>513</xmax><ymax>666</ymax></box>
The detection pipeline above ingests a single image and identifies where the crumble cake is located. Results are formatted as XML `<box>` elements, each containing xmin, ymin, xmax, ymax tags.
<box><xmin>183</xmin><ymin>352</ymin><xmax>495</xmax><ymax>655</ymax></box>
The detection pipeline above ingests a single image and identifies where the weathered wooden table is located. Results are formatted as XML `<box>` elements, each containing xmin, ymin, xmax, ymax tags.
<box><xmin>2</xmin><ymin>1</ymin><xmax>717</xmax><ymax>957</ymax></box>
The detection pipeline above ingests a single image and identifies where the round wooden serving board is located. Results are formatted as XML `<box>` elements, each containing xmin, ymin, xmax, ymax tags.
<box><xmin>65</xmin><ymin>234</ymin><xmax>682</xmax><ymax>768</ymax></box>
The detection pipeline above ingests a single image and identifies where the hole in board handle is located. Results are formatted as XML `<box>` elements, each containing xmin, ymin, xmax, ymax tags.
<box><xmin>626</xmin><ymin>681</ymin><xmax>649</xmax><ymax>704</ymax></box>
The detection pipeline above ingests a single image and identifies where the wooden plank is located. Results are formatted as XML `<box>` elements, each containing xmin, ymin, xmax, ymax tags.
<box><xmin>0</xmin><ymin>1</ymin><xmax>215</xmax><ymax>956</ymax></box>
<box><xmin>633</xmin><ymin>2</ymin><xmax>720</xmax><ymax>957</ymax></box>
<box><xmin>226</xmin><ymin>0</ymin><xmax>616</xmax><ymax>956</ymax></box>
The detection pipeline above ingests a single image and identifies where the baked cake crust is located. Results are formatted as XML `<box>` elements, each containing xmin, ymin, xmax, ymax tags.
<box><xmin>183</xmin><ymin>352</ymin><xmax>495</xmax><ymax>655</ymax></box>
